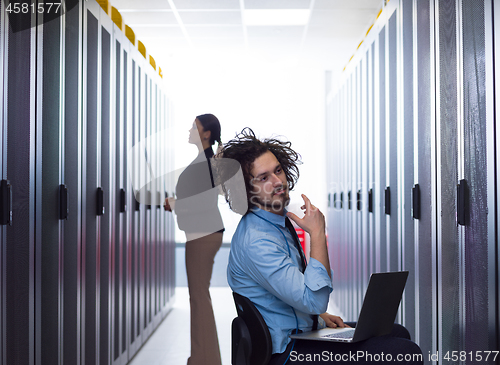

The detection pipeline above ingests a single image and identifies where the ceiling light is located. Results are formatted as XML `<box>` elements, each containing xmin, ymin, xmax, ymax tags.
<box><xmin>244</xmin><ymin>9</ymin><xmax>310</xmax><ymax>26</ymax></box>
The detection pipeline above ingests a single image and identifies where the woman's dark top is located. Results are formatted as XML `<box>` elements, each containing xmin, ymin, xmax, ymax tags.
<box><xmin>175</xmin><ymin>147</ymin><xmax>224</xmax><ymax>235</ymax></box>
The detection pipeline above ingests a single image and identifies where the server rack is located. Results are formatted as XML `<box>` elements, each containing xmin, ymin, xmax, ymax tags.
<box><xmin>111</xmin><ymin>16</ymin><xmax>129</xmax><ymax>365</ymax></box>
<box><xmin>63</xmin><ymin>2</ymin><xmax>84</xmax><ymax>365</ymax></box>
<box><xmin>128</xmin><ymin>47</ymin><xmax>143</xmax><ymax>360</ymax></box>
<box><xmin>0</xmin><ymin>1</ymin><xmax>175</xmax><ymax>364</ymax></box>
<box><xmin>2</xmin><ymin>2</ymin><xmax>36</xmax><ymax>364</ymax></box>
<box><xmin>400</xmin><ymin>0</ymin><xmax>416</xmax><ymax>344</ymax></box>
<box><xmin>0</xmin><ymin>0</ymin><xmax>5</xmax><ymax>362</ymax></box>
<box><xmin>326</xmin><ymin>0</ymin><xmax>498</xmax><ymax>363</ymax></box>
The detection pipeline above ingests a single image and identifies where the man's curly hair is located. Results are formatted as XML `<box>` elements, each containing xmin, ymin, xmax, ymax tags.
<box><xmin>218</xmin><ymin>127</ymin><xmax>301</xmax><ymax>213</ymax></box>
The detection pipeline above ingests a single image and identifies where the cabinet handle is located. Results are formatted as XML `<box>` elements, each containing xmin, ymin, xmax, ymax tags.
<box><xmin>59</xmin><ymin>184</ymin><xmax>68</xmax><ymax>220</ymax></box>
<box><xmin>412</xmin><ymin>184</ymin><xmax>420</xmax><ymax>220</ymax></box>
<box><xmin>134</xmin><ymin>191</ymin><xmax>140</xmax><ymax>211</ymax></box>
<box><xmin>368</xmin><ymin>188</ymin><xmax>373</xmax><ymax>213</ymax></box>
<box><xmin>0</xmin><ymin>180</ymin><xmax>12</xmax><ymax>225</ymax></box>
<box><xmin>156</xmin><ymin>192</ymin><xmax>161</xmax><ymax>209</ymax></box>
<box><xmin>457</xmin><ymin>179</ymin><xmax>467</xmax><ymax>226</ymax></box>
<box><xmin>96</xmin><ymin>187</ymin><xmax>105</xmax><ymax>216</ymax></box>
<box><xmin>385</xmin><ymin>187</ymin><xmax>391</xmax><ymax>215</ymax></box>
<box><xmin>146</xmin><ymin>190</ymin><xmax>151</xmax><ymax>210</ymax></box>
<box><xmin>120</xmin><ymin>188</ymin><xmax>126</xmax><ymax>213</ymax></box>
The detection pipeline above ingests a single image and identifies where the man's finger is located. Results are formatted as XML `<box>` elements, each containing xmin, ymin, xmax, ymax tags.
<box><xmin>302</xmin><ymin>194</ymin><xmax>312</xmax><ymax>211</ymax></box>
<box><xmin>301</xmin><ymin>194</ymin><xmax>310</xmax><ymax>204</ymax></box>
<box><xmin>286</xmin><ymin>212</ymin><xmax>301</xmax><ymax>224</ymax></box>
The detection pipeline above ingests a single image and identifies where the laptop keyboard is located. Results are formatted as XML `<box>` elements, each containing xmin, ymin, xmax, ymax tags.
<box><xmin>322</xmin><ymin>329</ymin><xmax>355</xmax><ymax>339</ymax></box>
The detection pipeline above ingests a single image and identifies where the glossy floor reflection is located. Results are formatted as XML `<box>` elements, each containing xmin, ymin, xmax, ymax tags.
<box><xmin>128</xmin><ymin>285</ymin><xmax>344</xmax><ymax>365</ymax></box>
<box><xmin>128</xmin><ymin>286</ymin><xmax>235</xmax><ymax>365</ymax></box>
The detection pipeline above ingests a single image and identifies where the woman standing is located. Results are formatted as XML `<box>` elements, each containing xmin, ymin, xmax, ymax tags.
<box><xmin>164</xmin><ymin>114</ymin><xmax>224</xmax><ymax>365</ymax></box>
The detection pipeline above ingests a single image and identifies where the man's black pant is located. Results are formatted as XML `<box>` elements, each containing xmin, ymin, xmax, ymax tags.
<box><xmin>268</xmin><ymin>323</ymin><xmax>423</xmax><ymax>365</ymax></box>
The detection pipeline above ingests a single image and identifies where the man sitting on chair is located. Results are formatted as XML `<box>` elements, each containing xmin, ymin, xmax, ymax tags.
<box><xmin>221</xmin><ymin>128</ymin><xmax>423</xmax><ymax>365</ymax></box>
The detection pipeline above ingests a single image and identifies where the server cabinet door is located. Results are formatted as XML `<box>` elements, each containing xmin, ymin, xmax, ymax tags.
<box><xmin>400</xmin><ymin>0</ymin><xmax>416</xmax><ymax>343</ymax></box>
<box><xmin>165</xmin><ymin>97</ymin><xmax>176</xmax><ymax>309</ymax></box>
<box><xmin>359</xmin><ymin>55</ymin><xmax>370</xmax><ymax>315</ymax></box>
<box><xmin>100</xmin><ymin>11</ymin><xmax>114</xmax><ymax>365</ymax></box>
<box><xmin>387</xmin><ymin>10</ymin><xmax>399</xmax><ymax>275</ymax></box>
<box><xmin>142</xmin><ymin>73</ymin><xmax>153</xmax><ymax>340</ymax></box>
<box><xmin>367</xmin><ymin>43</ymin><xmax>376</xmax><ymax>283</ymax></box>
<box><xmin>148</xmin><ymin>78</ymin><xmax>159</xmax><ymax>330</ymax></box>
<box><xmin>1</xmin><ymin>3</ymin><xmax>36</xmax><ymax>365</ymax></box>
<box><xmin>0</xmin><ymin>3</ymin><xmax>5</xmax><ymax>361</ymax></box>
<box><xmin>82</xmin><ymin>2</ymin><xmax>113</xmax><ymax>364</ymax></box>
<box><xmin>494</xmin><ymin>0</ymin><xmax>500</xmax><ymax>356</ymax></box>
<box><xmin>436</xmin><ymin>0</ymin><xmax>461</xmax><ymax>362</ymax></box>
<box><xmin>1</xmin><ymin>2</ymin><xmax>36</xmax><ymax>364</ymax></box>
<box><xmin>111</xmin><ymin>24</ymin><xmax>130</xmax><ymax>365</ymax></box>
<box><xmin>63</xmin><ymin>1</ymin><xmax>84</xmax><ymax>365</ymax></box>
<box><xmin>35</xmin><ymin>5</ymin><xmax>67</xmax><ymax>365</ymax></box>
<box><xmin>415</xmin><ymin>0</ymin><xmax>437</xmax><ymax>358</ymax></box>
<box><xmin>375</xmin><ymin>24</ymin><xmax>387</xmax><ymax>276</ymax></box>
<box><xmin>111</xmin><ymin>35</ymin><xmax>122</xmax><ymax>365</ymax></box>
<box><xmin>352</xmin><ymin>65</ymin><xmax>362</xmax><ymax>316</ymax></box>
<box><xmin>461</xmin><ymin>0</ymin><xmax>497</xmax><ymax>359</ymax></box>
<box><xmin>128</xmin><ymin>56</ymin><xmax>144</xmax><ymax>359</ymax></box>
<box><xmin>136</xmin><ymin>63</ymin><xmax>148</xmax><ymax>345</ymax></box>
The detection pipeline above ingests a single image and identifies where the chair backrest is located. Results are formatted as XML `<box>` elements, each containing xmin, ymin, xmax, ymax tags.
<box><xmin>231</xmin><ymin>292</ymin><xmax>272</xmax><ymax>365</ymax></box>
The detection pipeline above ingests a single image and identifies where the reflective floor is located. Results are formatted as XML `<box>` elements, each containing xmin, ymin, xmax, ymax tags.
<box><xmin>128</xmin><ymin>286</ymin><xmax>235</xmax><ymax>365</ymax></box>
<box><xmin>128</xmin><ymin>246</ymin><xmax>344</xmax><ymax>365</ymax></box>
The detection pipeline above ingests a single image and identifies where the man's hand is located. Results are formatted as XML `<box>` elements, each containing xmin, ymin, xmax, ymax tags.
<box><xmin>286</xmin><ymin>194</ymin><xmax>325</xmax><ymax>235</ymax></box>
<box><xmin>287</xmin><ymin>194</ymin><xmax>331</xmax><ymax>278</ymax></box>
<box><xmin>319</xmin><ymin>313</ymin><xmax>351</xmax><ymax>328</ymax></box>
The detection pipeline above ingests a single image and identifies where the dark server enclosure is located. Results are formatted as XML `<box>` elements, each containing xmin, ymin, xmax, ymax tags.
<box><xmin>0</xmin><ymin>1</ymin><xmax>175</xmax><ymax>365</ymax></box>
<box><xmin>326</xmin><ymin>1</ymin><xmax>499</xmax><ymax>364</ymax></box>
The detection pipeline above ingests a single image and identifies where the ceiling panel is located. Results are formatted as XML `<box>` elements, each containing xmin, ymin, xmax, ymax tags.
<box><xmin>247</xmin><ymin>37</ymin><xmax>301</xmax><ymax>52</ymax></box>
<box><xmin>112</xmin><ymin>0</ymin><xmax>171</xmax><ymax>10</ymax></box>
<box><xmin>178</xmin><ymin>11</ymin><xmax>242</xmax><ymax>24</ymax></box>
<box><xmin>133</xmin><ymin>25</ymin><xmax>186</xmax><ymax>38</ymax></box>
<box><xmin>190</xmin><ymin>38</ymin><xmax>247</xmax><ymax>49</ymax></box>
<box><xmin>185</xmin><ymin>25</ymin><xmax>244</xmax><ymax>38</ymax></box>
<box><xmin>146</xmin><ymin>39</ymin><xmax>192</xmax><ymax>54</ymax></box>
<box><xmin>243</xmin><ymin>0</ymin><xmax>311</xmax><ymax>9</ymax></box>
<box><xmin>246</xmin><ymin>25</ymin><xmax>304</xmax><ymax>39</ymax></box>
<box><xmin>172</xmin><ymin>0</ymin><xmax>240</xmax><ymax>10</ymax></box>
<box><xmin>310</xmin><ymin>8</ymin><xmax>377</xmax><ymax>29</ymax></box>
<box><xmin>109</xmin><ymin>0</ymin><xmax>384</xmax><ymax>72</ymax></box>
<box><xmin>121</xmin><ymin>11</ymin><xmax>178</xmax><ymax>25</ymax></box>
<box><xmin>314</xmin><ymin>0</ymin><xmax>382</xmax><ymax>10</ymax></box>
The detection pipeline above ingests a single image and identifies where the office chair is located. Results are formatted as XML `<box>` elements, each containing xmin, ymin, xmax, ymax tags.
<box><xmin>231</xmin><ymin>292</ymin><xmax>272</xmax><ymax>365</ymax></box>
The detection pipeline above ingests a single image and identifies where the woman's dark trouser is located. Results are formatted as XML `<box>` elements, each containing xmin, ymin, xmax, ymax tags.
<box><xmin>268</xmin><ymin>323</ymin><xmax>423</xmax><ymax>365</ymax></box>
<box><xmin>185</xmin><ymin>232</ymin><xmax>223</xmax><ymax>365</ymax></box>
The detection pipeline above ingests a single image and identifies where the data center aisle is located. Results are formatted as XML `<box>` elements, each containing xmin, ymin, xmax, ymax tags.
<box><xmin>129</xmin><ymin>290</ymin><xmax>345</xmax><ymax>365</ymax></box>
<box><xmin>128</xmin><ymin>244</ymin><xmax>344</xmax><ymax>365</ymax></box>
<box><xmin>128</xmin><ymin>286</ymin><xmax>235</xmax><ymax>365</ymax></box>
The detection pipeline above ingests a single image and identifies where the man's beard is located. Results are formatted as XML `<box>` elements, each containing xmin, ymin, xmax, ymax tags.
<box><xmin>250</xmin><ymin>191</ymin><xmax>290</xmax><ymax>213</ymax></box>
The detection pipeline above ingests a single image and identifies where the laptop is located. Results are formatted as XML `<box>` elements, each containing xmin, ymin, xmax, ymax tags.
<box><xmin>290</xmin><ymin>271</ymin><xmax>408</xmax><ymax>343</ymax></box>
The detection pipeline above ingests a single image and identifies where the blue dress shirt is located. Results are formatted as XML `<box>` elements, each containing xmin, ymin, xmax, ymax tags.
<box><xmin>227</xmin><ymin>207</ymin><xmax>334</xmax><ymax>354</ymax></box>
